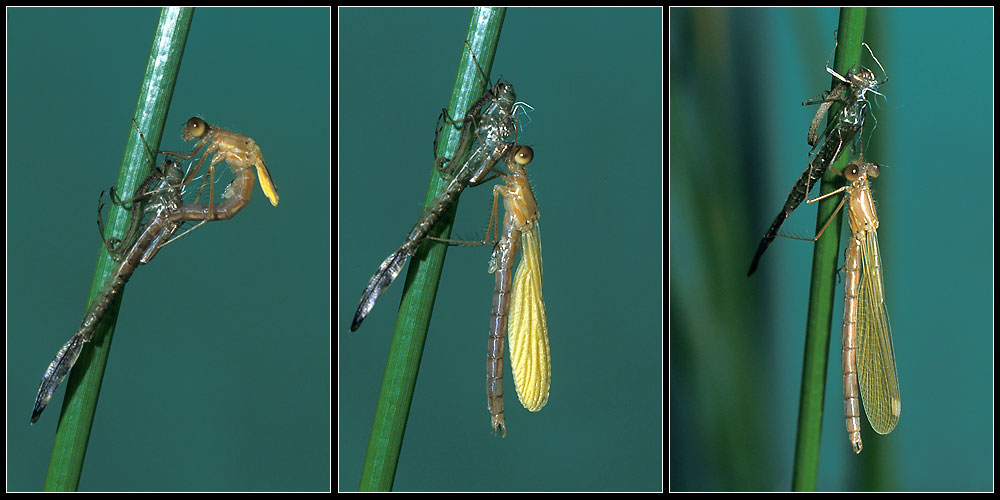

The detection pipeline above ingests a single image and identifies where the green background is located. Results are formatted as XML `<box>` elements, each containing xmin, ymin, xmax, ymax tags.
<box><xmin>7</xmin><ymin>8</ymin><xmax>330</xmax><ymax>491</ymax></box>
<box><xmin>339</xmin><ymin>8</ymin><xmax>662</xmax><ymax>492</ymax></box>
<box><xmin>670</xmin><ymin>8</ymin><xmax>992</xmax><ymax>491</ymax></box>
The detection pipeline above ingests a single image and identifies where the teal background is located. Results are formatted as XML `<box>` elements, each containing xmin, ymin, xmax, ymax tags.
<box><xmin>670</xmin><ymin>8</ymin><xmax>992</xmax><ymax>491</ymax></box>
<box><xmin>339</xmin><ymin>8</ymin><xmax>662</xmax><ymax>492</ymax></box>
<box><xmin>7</xmin><ymin>8</ymin><xmax>330</xmax><ymax>491</ymax></box>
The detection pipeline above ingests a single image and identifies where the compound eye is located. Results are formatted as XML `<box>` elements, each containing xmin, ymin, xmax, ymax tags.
<box><xmin>844</xmin><ymin>162</ymin><xmax>861</xmax><ymax>181</ymax></box>
<box><xmin>514</xmin><ymin>146</ymin><xmax>533</xmax><ymax>165</ymax></box>
<box><xmin>184</xmin><ymin>117</ymin><xmax>208</xmax><ymax>138</ymax></box>
<box><xmin>866</xmin><ymin>163</ymin><xmax>881</xmax><ymax>178</ymax></box>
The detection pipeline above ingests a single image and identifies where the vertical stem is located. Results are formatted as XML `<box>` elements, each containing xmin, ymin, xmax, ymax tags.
<box><xmin>791</xmin><ymin>7</ymin><xmax>868</xmax><ymax>491</ymax></box>
<box><xmin>41</xmin><ymin>8</ymin><xmax>192</xmax><ymax>491</ymax></box>
<box><xmin>358</xmin><ymin>7</ymin><xmax>507</xmax><ymax>492</ymax></box>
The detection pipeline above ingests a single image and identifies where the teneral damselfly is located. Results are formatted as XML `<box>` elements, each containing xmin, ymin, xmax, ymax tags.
<box><xmin>483</xmin><ymin>145</ymin><xmax>549</xmax><ymax>436</ymax></box>
<box><xmin>801</xmin><ymin>156</ymin><xmax>900</xmax><ymax>453</ymax></box>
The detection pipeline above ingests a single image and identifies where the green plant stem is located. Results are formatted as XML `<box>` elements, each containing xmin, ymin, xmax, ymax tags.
<box><xmin>791</xmin><ymin>7</ymin><xmax>868</xmax><ymax>492</ymax></box>
<box><xmin>357</xmin><ymin>7</ymin><xmax>507</xmax><ymax>492</ymax></box>
<box><xmin>41</xmin><ymin>8</ymin><xmax>192</xmax><ymax>491</ymax></box>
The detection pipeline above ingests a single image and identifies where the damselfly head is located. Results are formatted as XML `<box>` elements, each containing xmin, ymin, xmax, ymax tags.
<box><xmin>845</xmin><ymin>161</ymin><xmax>880</xmax><ymax>182</ymax></box>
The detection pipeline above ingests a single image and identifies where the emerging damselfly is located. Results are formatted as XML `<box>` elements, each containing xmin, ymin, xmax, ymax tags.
<box><xmin>32</xmin><ymin>117</ymin><xmax>280</xmax><ymax>424</ymax></box>
<box><xmin>747</xmin><ymin>35</ymin><xmax>887</xmax><ymax>276</ymax></box>
<box><xmin>801</xmin><ymin>155</ymin><xmax>899</xmax><ymax>454</ymax></box>
<box><xmin>351</xmin><ymin>39</ymin><xmax>547</xmax><ymax>435</ymax></box>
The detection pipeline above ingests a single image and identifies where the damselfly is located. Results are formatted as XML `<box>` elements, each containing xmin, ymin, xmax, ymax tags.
<box><xmin>33</xmin><ymin>117</ymin><xmax>280</xmax><ymax>423</ymax></box>
<box><xmin>481</xmin><ymin>144</ymin><xmax>549</xmax><ymax>436</ymax></box>
<box><xmin>104</xmin><ymin>117</ymin><xmax>275</xmax><ymax>249</ymax></box>
<box><xmin>800</xmin><ymin>156</ymin><xmax>899</xmax><ymax>454</ymax></box>
<box><xmin>747</xmin><ymin>35</ymin><xmax>887</xmax><ymax>276</ymax></box>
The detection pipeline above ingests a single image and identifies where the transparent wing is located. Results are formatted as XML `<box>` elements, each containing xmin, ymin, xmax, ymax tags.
<box><xmin>856</xmin><ymin>229</ymin><xmax>900</xmax><ymax>434</ymax></box>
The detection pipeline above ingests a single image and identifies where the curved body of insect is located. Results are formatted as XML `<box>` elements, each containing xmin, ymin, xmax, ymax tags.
<box><xmin>32</xmin><ymin>159</ymin><xmax>186</xmax><ymax>423</ymax></box>
<box><xmin>485</xmin><ymin>145</ymin><xmax>549</xmax><ymax>436</ymax></box>
<box><xmin>161</xmin><ymin>117</ymin><xmax>279</xmax><ymax>222</ymax></box>
<box><xmin>166</xmin><ymin>157</ymin><xmax>258</xmax><ymax>222</ymax></box>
